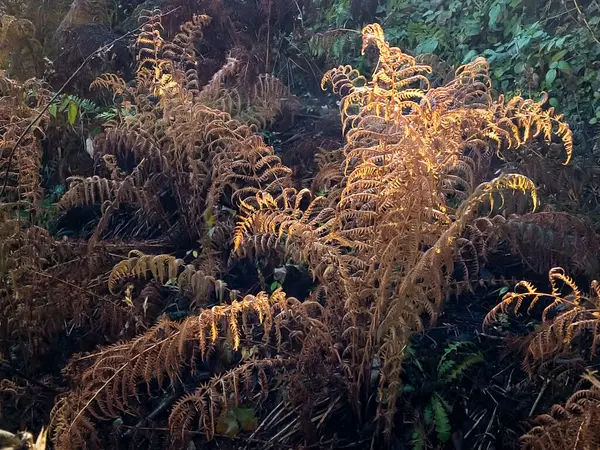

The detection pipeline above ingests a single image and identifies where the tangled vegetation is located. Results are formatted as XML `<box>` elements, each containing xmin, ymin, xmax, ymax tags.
<box><xmin>1</xmin><ymin>1</ymin><xmax>600</xmax><ymax>450</ymax></box>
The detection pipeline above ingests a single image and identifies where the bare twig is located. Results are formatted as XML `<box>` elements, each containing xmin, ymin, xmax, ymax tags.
<box><xmin>572</xmin><ymin>0</ymin><xmax>600</xmax><ymax>45</ymax></box>
<box><xmin>529</xmin><ymin>377</ymin><xmax>550</xmax><ymax>417</ymax></box>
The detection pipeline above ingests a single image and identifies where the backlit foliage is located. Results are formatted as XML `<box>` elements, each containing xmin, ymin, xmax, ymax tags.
<box><xmin>61</xmin><ymin>9</ymin><xmax>294</xmax><ymax>244</ymax></box>
<box><xmin>485</xmin><ymin>268</ymin><xmax>600</xmax><ymax>376</ymax></box>
<box><xmin>235</xmin><ymin>22</ymin><xmax>573</xmax><ymax>439</ymax></box>
<box><xmin>1</xmin><ymin>13</ymin><xmax>586</xmax><ymax>449</ymax></box>
<box><xmin>521</xmin><ymin>372</ymin><xmax>600</xmax><ymax>450</ymax></box>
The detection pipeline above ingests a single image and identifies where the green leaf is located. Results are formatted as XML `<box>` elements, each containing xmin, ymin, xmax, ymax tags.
<box><xmin>545</xmin><ymin>68</ymin><xmax>557</xmax><ymax>85</ymax></box>
<box><xmin>48</xmin><ymin>104</ymin><xmax>57</xmax><ymax>118</ymax></box>
<box><xmin>590</xmin><ymin>117</ymin><xmax>598</xmax><ymax>125</ymax></box>
<box><xmin>549</xmin><ymin>97</ymin><xmax>559</xmax><ymax>107</ymax></box>
<box><xmin>514</xmin><ymin>62</ymin><xmax>525</xmax><ymax>74</ymax></box>
<box><xmin>488</xmin><ymin>3</ymin><xmax>502</xmax><ymax>27</ymax></box>
<box><xmin>270</xmin><ymin>281</ymin><xmax>282</xmax><ymax>292</ymax></box>
<box><xmin>446</xmin><ymin>352</ymin><xmax>484</xmax><ymax>381</ymax></box>
<box><xmin>431</xmin><ymin>394</ymin><xmax>451</xmax><ymax>443</ymax></box>
<box><xmin>68</xmin><ymin>101</ymin><xmax>78</xmax><ymax>125</ymax></box>
<box><xmin>59</xmin><ymin>95</ymin><xmax>70</xmax><ymax>112</ymax></box>
<box><xmin>462</xmin><ymin>49</ymin><xmax>478</xmax><ymax>64</ymax></box>
<box><xmin>494</xmin><ymin>66</ymin><xmax>507</xmax><ymax>78</ymax></box>
<box><xmin>555</xmin><ymin>36</ymin><xmax>567</xmax><ymax>47</ymax></box>
<box><xmin>216</xmin><ymin>409</ymin><xmax>239</xmax><ymax>437</ymax></box>
<box><xmin>415</xmin><ymin>37</ymin><xmax>438</xmax><ymax>54</ymax></box>
<box><xmin>235</xmin><ymin>408</ymin><xmax>258</xmax><ymax>432</ymax></box>
<box><xmin>557</xmin><ymin>60</ymin><xmax>571</xmax><ymax>72</ymax></box>
<box><xmin>499</xmin><ymin>286</ymin><xmax>510</xmax><ymax>296</ymax></box>
<box><xmin>423</xmin><ymin>403</ymin><xmax>433</xmax><ymax>426</ymax></box>
<box><xmin>552</xmin><ymin>50</ymin><xmax>568</xmax><ymax>62</ymax></box>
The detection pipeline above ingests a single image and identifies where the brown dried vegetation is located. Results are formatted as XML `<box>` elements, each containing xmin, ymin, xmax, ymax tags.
<box><xmin>1</xmin><ymin>13</ymin><xmax>599</xmax><ymax>450</ymax></box>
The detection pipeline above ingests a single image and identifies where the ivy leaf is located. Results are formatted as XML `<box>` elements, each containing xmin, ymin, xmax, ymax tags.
<box><xmin>514</xmin><ymin>62</ymin><xmax>525</xmax><ymax>74</ymax></box>
<box><xmin>462</xmin><ymin>49</ymin><xmax>478</xmax><ymax>64</ymax></box>
<box><xmin>488</xmin><ymin>3</ymin><xmax>503</xmax><ymax>27</ymax></box>
<box><xmin>557</xmin><ymin>60</ymin><xmax>571</xmax><ymax>73</ymax></box>
<box><xmin>68</xmin><ymin>101</ymin><xmax>78</xmax><ymax>125</ymax></box>
<box><xmin>415</xmin><ymin>38</ymin><xmax>438</xmax><ymax>54</ymax></box>
<box><xmin>545</xmin><ymin>68</ymin><xmax>557</xmax><ymax>85</ymax></box>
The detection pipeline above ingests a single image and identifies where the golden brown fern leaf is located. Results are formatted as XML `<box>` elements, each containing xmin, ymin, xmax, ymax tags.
<box><xmin>108</xmin><ymin>250</ymin><xmax>184</xmax><ymax>293</ymax></box>
<box><xmin>317</xmin><ymin>23</ymin><xmax>571</xmax><ymax>439</ymax></box>
<box><xmin>169</xmin><ymin>358</ymin><xmax>289</xmax><ymax>445</ymax></box>
<box><xmin>238</xmin><ymin>74</ymin><xmax>300</xmax><ymax>129</ymax></box>
<box><xmin>89</xmin><ymin>73</ymin><xmax>127</xmax><ymax>97</ymax></box>
<box><xmin>232</xmin><ymin>188</ymin><xmax>344</xmax><ymax>284</ymax></box>
<box><xmin>161</xmin><ymin>14</ymin><xmax>211</xmax><ymax>95</ymax></box>
<box><xmin>50</xmin><ymin>289</ymin><xmax>321</xmax><ymax>449</ymax></box>
<box><xmin>521</xmin><ymin>373</ymin><xmax>600</xmax><ymax>449</ymax></box>
<box><xmin>0</xmin><ymin>74</ymin><xmax>50</xmax><ymax>208</ymax></box>
<box><xmin>485</xmin><ymin>268</ymin><xmax>600</xmax><ymax>376</ymax></box>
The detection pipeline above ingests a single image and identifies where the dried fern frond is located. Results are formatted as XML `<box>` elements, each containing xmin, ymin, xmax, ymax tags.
<box><xmin>50</xmin><ymin>289</ymin><xmax>321</xmax><ymax>448</ymax></box>
<box><xmin>521</xmin><ymin>373</ymin><xmax>600</xmax><ymax>449</ymax></box>
<box><xmin>108</xmin><ymin>250</ymin><xmax>184</xmax><ymax>294</ymax></box>
<box><xmin>485</xmin><ymin>268</ymin><xmax>600</xmax><ymax>376</ymax></box>
<box><xmin>169</xmin><ymin>358</ymin><xmax>289</xmax><ymax>444</ymax></box>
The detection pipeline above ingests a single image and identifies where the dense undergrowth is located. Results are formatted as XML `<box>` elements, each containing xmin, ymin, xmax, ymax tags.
<box><xmin>1</xmin><ymin>1</ymin><xmax>600</xmax><ymax>450</ymax></box>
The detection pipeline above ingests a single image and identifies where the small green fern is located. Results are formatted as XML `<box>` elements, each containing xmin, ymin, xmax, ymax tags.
<box><xmin>430</xmin><ymin>393</ymin><xmax>451</xmax><ymax>443</ymax></box>
<box><xmin>445</xmin><ymin>352</ymin><xmax>483</xmax><ymax>382</ymax></box>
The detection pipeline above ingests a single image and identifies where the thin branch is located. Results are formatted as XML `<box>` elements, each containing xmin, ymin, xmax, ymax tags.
<box><xmin>572</xmin><ymin>0</ymin><xmax>600</xmax><ymax>45</ymax></box>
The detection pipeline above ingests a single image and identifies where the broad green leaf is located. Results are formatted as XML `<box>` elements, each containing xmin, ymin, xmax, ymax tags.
<box><xmin>514</xmin><ymin>62</ymin><xmax>525</xmax><ymax>74</ymax></box>
<box><xmin>557</xmin><ymin>60</ymin><xmax>571</xmax><ymax>72</ymax></box>
<box><xmin>270</xmin><ymin>281</ymin><xmax>282</xmax><ymax>292</ymax></box>
<box><xmin>216</xmin><ymin>409</ymin><xmax>239</xmax><ymax>437</ymax></box>
<box><xmin>545</xmin><ymin>68</ymin><xmax>557</xmax><ymax>85</ymax></box>
<box><xmin>549</xmin><ymin>97</ymin><xmax>559</xmax><ymax>107</ymax></box>
<box><xmin>415</xmin><ymin>38</ymin><xmax>438</xmax><ymax>54</ymax></box>
<box><xmin>68</xmin><ymin>101</ymin><xmax>78</xmax><ymax>125</ymax></box>
<box><xmin>488</xmin><ymin>3</ymin><xmax>503</xmax><ymax>27</ymax></box>
<box><xmin>462</xmin><ymin>49</ymin><xmax>478</xmax><ymax>64</ymax></box>
<box><xmin>555</xmin><ymin>36</ymin><xmax>567</xmax><ymax>47</ymax></box>
<box><xmin>552</xmin><ymin>50</ymin><xmax>568</xmax><ymax>61</ymax></box>
<box><xmin>589</xmin><ymin>117</ymin><xmax>598</xmax><ymax>125</ymax></box>
<box><xmin>235</xmin><ymin>408</ymin><xmax>258</xmax><ymax>432</ymax></box>
<box><xmin>60</xmin><ymin>96</ymin><xmax>70</xmax><ymax>111</ymax></box>
<box><xmin>494</xmin><ymin>66</ymin><xmax>507</xmax><ymax>78</ymax></box>
<box><xmin>48</xmin><ymin>104</ymin><xmax>57</xmax><ymax>118</ymax></box>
